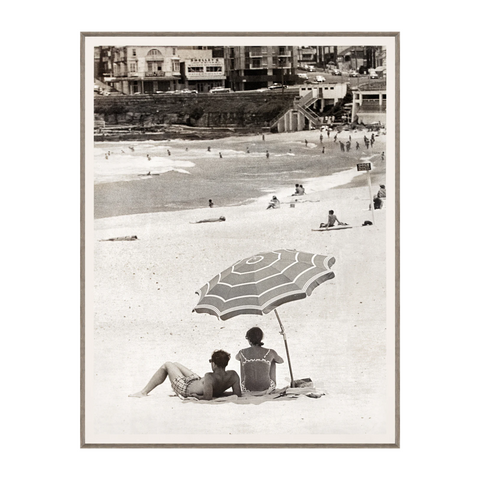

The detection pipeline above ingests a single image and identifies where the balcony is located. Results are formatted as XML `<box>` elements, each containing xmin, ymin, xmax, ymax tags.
<box><xmin>273</xmin><ymin>62</ymin><xmax>292</xmax><ymax>69</ymax></box>
<box><xmin>249</xmin><ymin>63</ymin><xmax>268</xmax><ymax>69</ymax></box>
<box><xmin>145</xmin><ymin>71</ymin><xmax>166</xmax><ymax>77</ymax></box>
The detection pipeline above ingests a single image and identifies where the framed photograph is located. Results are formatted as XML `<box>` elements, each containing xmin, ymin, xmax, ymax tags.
<box><xmin>81</xmin><ymin>32</ymin><xmax>399</xmax><ymax>447</ymax></box>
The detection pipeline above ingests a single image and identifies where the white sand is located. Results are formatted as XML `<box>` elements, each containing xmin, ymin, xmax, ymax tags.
<box><xmin>87</xmin><ymin>131</ymin><xmax>392</xmax><ymax>445</ymax></box>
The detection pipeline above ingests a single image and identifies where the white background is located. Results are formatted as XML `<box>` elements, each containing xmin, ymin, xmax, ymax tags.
<box><xmin>1</xmin><ymin>2</ymin><xmax>478</xmax><ymax>479</ymax></box>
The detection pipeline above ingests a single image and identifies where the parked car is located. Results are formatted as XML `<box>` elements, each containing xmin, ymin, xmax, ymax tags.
<box><xmin>315</xmin><ymin>75</ymin><xmax>326</xmax><ymax>83</ymax></box>
<box><xmin>297</xmin><ymin>73</ymin><xmax>309</xmax><ymax>80</ymax></box>
<box><xmin>369</xmin><ymin>72</ymin><xmax>379</xmax><ymax>79</ymax></box>
<box><xmin>180</xmin><ymin>89</ymin><xmax>198</xmax><ymax>94</ymax></box>
<box><xmin>209</xmin><ymin>87</ymin><xmax>232</xmax><ymax>94</ymax></box>
<box><xmin>332</xmin><ymin>69</ymin><xmax>342</xmax><ymax>76</ymax></box>
<box><xmin>268</xmin><ymin>83</ymin><xmax>287</xmax><ymax>90</ymax></box>
<box><xmin>349</xmin><ymin>70</ymin><xmax>359</xmax><ymax>77</ymax></box>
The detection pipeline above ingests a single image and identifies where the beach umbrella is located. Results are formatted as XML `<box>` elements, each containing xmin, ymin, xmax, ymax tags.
<box><xmin>193</xmin><ymin>248</ymin><xmax>336</xmax><ymax>387</ymax></box>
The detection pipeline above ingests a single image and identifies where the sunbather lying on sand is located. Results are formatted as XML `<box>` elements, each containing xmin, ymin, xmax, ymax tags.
<box><xmin>100</xmin><ymin>235</ymin><xmax>138</xmax><ymax>241</ymax></box>
<box><xmin>319</xmin><ymin>210</ymin><xmax>347</xmax><ymax>228</ymax></box>
<box><xmin>191</xmin><ymin>216</ymin><xmax>226</xmax><ymax>224</ymax></box>
<box><xmin>129</xmin><ymin>350</ymin><xmax>241</xmax><ymax>400</ymax></box>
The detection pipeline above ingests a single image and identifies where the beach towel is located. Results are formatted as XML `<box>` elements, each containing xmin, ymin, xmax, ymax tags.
<box><xmin>178</xmin><ymin>386</ymin><xmax>325</xmax><ymax>405</ymax></box>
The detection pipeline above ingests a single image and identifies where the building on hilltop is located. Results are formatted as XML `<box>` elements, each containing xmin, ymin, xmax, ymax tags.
<box><xmin>336</xmin><ymin>46</ymin><xmax>386</xmax><ymax>74</ymax></box>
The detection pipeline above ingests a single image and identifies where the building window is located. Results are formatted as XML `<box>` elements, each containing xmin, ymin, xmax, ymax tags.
<box><xmin>129</xmin><ymin>62</ymin><xmax>137</xmax><ymax>72</ymax></box>
<box><xmin>172</xmin><ymin>60</ymin><xmax>180</xmax><ymax>72</ymax></box>
<box><xmin>188</xmin><ymin>66</ymin><xmax>204</xmax><ymax>72</ymax></box>
<box><xmin>206</xmin><ymin>66</ymin><xmax>222</xmax><ymax>72</ymax></box>
<box><xmin>147</xmin><ymin>49</ymin><xmax>161</xmax><ymax>57</ymax></box>
<box><xmin>132</xmin><ymin>49</ymin><xmax>136</xmax><ymax>56</ymax></box>
<box><xmin>147</xmin><ymin>61</ymin><xmax>163</xmax><ymax>72</ymax></box>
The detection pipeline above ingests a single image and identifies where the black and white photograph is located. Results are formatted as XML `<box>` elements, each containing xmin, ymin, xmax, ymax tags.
<box><xmin>82</xmin><ymin>33</ymin><xmax>398</xmax><ymax>446</ymax></box>
<box><xmin>4</xmin><ymin>2</ymin><xmax>480</xmax><ymax>477</ymax></box>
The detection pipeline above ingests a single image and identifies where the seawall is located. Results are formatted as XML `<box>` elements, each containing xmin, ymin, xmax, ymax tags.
<box><xmin>94</xmin><ymin>91</ymin><xmax>297</xmax><ymax>131</ymax></box>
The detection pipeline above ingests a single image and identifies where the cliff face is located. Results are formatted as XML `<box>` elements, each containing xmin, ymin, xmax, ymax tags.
<box><xmin>94</xmin><ymin>91</ymin><xmax>297</xmax><ymax>129</ymax></box>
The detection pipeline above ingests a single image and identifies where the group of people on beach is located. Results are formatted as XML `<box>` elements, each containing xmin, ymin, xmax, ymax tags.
<box><xmin>129</xmin><ymin>327</ymin><xmax>284</xmax><ymax>400</ymax></box>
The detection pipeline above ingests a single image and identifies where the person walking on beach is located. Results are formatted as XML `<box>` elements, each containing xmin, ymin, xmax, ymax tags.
<box><xmin>266</xmin><ymin>150</ymin><xmax>270</xmax><ymax>159</ymax></box>
<box><xmin>219</xmin><ymin>152</ymin><xmax>223</xmax><ymax>158</ymax></box>
<box><xmin>327</xmin><ymin>130</ymin><xmax>330</xmax><ymax>138</ymax></box>
<box><xmin>305</xmin><ymin>139</ymin><xmax>308</xmax><ymax>147</ymax></box>
<box><xmin>319</xmin><ymin>210</ymin><xmax>347</xmax><ymax>228</ymax></box>
<box><xmin>322</xmin><ymin>146</ymin><xmax>325</xmax><ymax>154</ymax></box>
<box><xmin>129</xmin><ymin>350</ymin><xmax>241</xmax><ymax>400</ymax></box>
<box><xmin>334</xmin><ymin>133</ymin><xmax>338</xmax><ymax>142</ymax></box>
<box><xmin>356</xmin><ymin>141</ymin><xmax>360</xmax><ymax>150</ymax></box>
<box><xmin>208</xmin><ymin>199</ymin><xmax>214</xmax><ymax>208</ymax></box>
<box><xmin>207</xmin><ymin>146</ymin><xmax>211</xmax><ymax>152</ymax></box>
<box><xmin>236</xmin><ymin>327</ymin><xmax>284</xmax><ymax>395</ymax></box>
<box><xmin>320</xmin><ymin>133</ymin><xmax>323</xmax><ymax>143</ymax></box>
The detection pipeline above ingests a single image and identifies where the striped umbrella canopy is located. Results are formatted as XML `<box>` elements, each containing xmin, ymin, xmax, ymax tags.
<box><xmin>193</xmin><ymin>249</ymin><xmax>336</xmax><ymax>387</ymax></box>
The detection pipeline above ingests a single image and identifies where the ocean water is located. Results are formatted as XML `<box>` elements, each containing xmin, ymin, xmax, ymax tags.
<box><xmin>93</xmin><ymin>131</ymin><xmax>383</xmax><ymax>219</ymax></box>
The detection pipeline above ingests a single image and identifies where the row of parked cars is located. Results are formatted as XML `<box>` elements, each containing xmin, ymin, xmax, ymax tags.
<box><xmin>153</xmin><ymin>87</ymin><xmax>234</xmax><ymax>95</ymax></box>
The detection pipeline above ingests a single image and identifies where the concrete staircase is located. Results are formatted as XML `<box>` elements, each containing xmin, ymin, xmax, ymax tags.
<box><xmin>270</xmin><ymin>89</ymin><xmax>323</xmax><ymax>131</ymax></box>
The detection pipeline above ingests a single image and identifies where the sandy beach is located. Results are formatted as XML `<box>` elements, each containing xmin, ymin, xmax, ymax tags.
<box><xmin>87</xmin><ymin>129</ymin><xmax>394</xmax><ymax>445</ymax></box>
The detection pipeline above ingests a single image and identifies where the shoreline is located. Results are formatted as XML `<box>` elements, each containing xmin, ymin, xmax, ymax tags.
<box><xmin>94</xmin><ymin>128</ymin><xmax>386</xmax><ymax>219</ymax></box>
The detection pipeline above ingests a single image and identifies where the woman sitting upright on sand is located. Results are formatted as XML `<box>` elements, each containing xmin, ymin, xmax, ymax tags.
<box><xmin>235</xmin><ymin>327</ymin><xmax>284</xmax><ymax>395</ymax></box>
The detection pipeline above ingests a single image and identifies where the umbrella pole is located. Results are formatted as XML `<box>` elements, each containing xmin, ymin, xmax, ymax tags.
<box><xmin>274</xmin><ymin>309</ymin><xmax>295</xmax><ymax>388</ymax></box>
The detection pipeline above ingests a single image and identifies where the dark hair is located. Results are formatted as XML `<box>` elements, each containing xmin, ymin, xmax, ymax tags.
<box><xmin>210</xmin><ymin>350</ymin><xmax>231</xmax><ymax>368</ymax></box>
<box><xmin>246</xmin><ymin>327</ymin><xmax>264</xmax><ymax>346</ymax></box>
<box><xmin>329</xmin><ymin>210</ymin><xmax>334</xmax><ymax>214</ymax></box>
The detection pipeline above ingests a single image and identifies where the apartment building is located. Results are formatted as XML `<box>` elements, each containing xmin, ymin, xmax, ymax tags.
<box><xmin>96</xmin><ymin>46</ymin><xmax>227</xmax><ymax>94</ymax></box>
<box><xmin>225</xmin><ymin>46</ymin><xmax>298</xmax><ymax>91</ymax></box>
